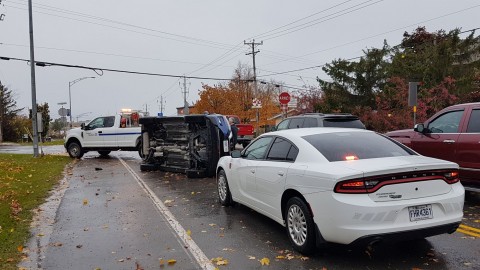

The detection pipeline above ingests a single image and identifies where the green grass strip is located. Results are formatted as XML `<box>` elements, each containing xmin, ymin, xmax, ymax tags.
<box><xmin>0</xmin><ymin>154</ymin><xmax>71</xmax><ymax>269</ymax></box>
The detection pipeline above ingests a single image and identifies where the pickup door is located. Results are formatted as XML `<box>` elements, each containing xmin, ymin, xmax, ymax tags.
<box><xmin>456</xmin><ymin>107</ymin><xmax>480</xmax><ymax>186</ymax></box>
<box><xmin>83</xmin><ymin>116</ymin><xmax>116</xmax><ymax>147</ymax></box>
<box><xmin>410</xmin><ymin>109</ymin><xmax>465</xmax><ymax>162</ymax></box>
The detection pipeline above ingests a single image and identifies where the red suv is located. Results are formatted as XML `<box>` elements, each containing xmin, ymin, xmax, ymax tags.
<box><xmin>386</xmin><ymin>102</ymin><xmax>480</xmax><ymax>192</ymax></box>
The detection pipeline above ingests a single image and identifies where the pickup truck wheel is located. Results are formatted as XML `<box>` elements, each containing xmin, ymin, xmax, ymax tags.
<box><xmin>98</xmin><ymin>151</ymin><xmax>111</xmax><ymax>157</ymax></box>
<box><xmin>67</xmin><ymin>142</ymin><xmax>84</xmax><ymax>159</ymax></box>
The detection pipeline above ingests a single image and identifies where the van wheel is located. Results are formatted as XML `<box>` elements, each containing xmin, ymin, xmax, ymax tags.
<box><xmin>67</xmin><ymin>142</ymin><xmax>84</xmax><ymax>159</ymax></box>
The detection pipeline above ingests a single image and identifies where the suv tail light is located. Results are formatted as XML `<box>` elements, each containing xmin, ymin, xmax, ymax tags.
<box><xmin>334</xmin><ymin>169</ymin><xmax>459</xmax><ymax>194</ymax></box>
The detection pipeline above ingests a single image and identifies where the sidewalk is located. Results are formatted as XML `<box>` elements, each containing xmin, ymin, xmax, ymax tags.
<box><xmin>19</xmin><ymin>157</ymin><xmax>199</xmax><ymax>270</ymax></box>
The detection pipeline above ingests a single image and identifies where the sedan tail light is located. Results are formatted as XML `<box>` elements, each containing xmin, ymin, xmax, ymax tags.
<box><xmin>334</xmin><ymin>169</ymin><xmax>459</xmax><ymax>194</ymax></box>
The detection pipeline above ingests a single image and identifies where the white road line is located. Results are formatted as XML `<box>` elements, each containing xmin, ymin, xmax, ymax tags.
<box><xmin>118</xmin><ymin>157</ymin><xmax>216</xmax><ymax>270</ymax></box>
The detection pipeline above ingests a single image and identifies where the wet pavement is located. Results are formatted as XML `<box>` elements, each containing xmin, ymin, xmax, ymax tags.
<box><xmin>0</xmin><ymin>143</ymin><xmax>67</xmax><ymax>155</ymax></box>
<box><xmin>7</xmin><ymin>149</ymin><xmax>480</xmax><ymax>269</ymax></box>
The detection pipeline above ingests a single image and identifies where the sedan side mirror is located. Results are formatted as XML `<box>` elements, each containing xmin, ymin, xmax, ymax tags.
<box><xmin>414</xmin><ymin>123</ymin><xmax>425</xmax><ymax>133</ymax></box>
<box><xmin>231</xmin><ymin>150</ymin><xmax>241</xmax><ymax>158</ymax></box>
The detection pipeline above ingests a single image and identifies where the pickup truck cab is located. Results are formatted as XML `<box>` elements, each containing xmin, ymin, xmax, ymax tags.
<box><xmin>386</xmin><ymin>102</ymin><xmax>480</xmax><ymax>192</ymax></box>
<box><xmin>65</xmin><ymin>113</ymin><xmax>142</xmax><ymax>158</ymax></box>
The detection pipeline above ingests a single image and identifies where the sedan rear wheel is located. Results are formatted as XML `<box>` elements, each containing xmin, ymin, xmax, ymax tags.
<box><xmin>285</xmin><ymin>197</ymin><xmax>316</xmax><ymax>254</ymax></box>
<box><xmin>217</xmin><ymin>169</ymin><xmax>233</xmax><ymax>206</ymax></box>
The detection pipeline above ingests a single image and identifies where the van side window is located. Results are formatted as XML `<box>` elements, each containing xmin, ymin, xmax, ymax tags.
<box><xmin>303</xmin><ymin>118</ymin><xmax>317</xmax><ymax>128</ymax></box>
<box><xmin>288</xmin><ymin>118</ymin><xmax>305</xmax><ymax>129</ymax></box>
<box><xmin>276</xmin><ymin>119</ymin><xmax>290</xmax><ymax>131</ymax></box>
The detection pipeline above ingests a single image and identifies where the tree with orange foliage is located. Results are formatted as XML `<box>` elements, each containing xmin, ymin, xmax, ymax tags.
<box><xmin>192</xmin><ymin>64</ymin><xmax>282</xmax><ymax>129</ymax></box>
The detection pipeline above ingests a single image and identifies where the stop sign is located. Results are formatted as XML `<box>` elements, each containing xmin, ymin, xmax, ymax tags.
<box><xmin>279</xmin><ymin>92</ymin><xmax>291</xmax><ymax>105</ymax></box>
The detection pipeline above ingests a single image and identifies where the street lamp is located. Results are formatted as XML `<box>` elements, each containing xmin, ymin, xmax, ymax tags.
<box><xmin>69</xmin><ymin>76</ymin><xmax>95</xmax><ymax>128</ymax></box>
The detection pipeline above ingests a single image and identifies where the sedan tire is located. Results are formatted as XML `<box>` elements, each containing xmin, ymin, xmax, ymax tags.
<box><xmin>67</xmin><ymin>142</ymin><xmax>84</xmax><ymax>159</ymax></box>
<box><xmin>285</xmin><ymin>197</ymin><xmax>316</xmax><ymax>255</ymax></box>
<box><xmin>217</xmin><ymin>169</ymin><xmax>233</xmax><ymax>206</ymax></box>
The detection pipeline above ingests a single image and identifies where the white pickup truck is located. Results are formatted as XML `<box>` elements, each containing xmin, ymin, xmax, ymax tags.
<box><xmin>64</xmin><ymin>113</ymin><xmax>142</xmax><ymax>158</ymax></box>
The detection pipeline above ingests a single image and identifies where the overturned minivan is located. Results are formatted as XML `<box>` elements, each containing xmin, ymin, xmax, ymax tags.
<box><xmin>139</xmin><ymin>114</ymin><xmax>231</xmax><ymax>178</ymax></box>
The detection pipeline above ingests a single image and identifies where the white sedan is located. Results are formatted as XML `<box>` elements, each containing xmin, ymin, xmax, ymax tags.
<box><xmin>216</xmin><ymin>128</ymin><xmax>464</xmax><ymax>254</ymax></box>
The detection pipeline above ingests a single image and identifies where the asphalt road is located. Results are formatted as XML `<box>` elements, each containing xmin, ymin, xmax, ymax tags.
<box><xmin>6</xmin><ymin>148</ymin><xmax>479</xmax><ymax>269</ymax></box>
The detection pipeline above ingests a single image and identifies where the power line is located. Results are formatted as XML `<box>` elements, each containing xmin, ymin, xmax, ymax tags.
<box><xmin>262</xmin><ymin>4</ymin><xmax>480</xmax><ymax>67</ymax></box>
<box><xmin>8</xmin><ymin>0</ymin><xmax>236</xmax><ymax>50</ymax></box>
<box><xmin>5</xmin><ymin>2</ymin><xmax>236</xmax><ymax>51</ymax></box>
<box><xmin>248</xmin><ymin>0</ymin><xmax>355</xmax><ymax>40</ymax></box>
<box><xmin>258</xmin><ymin>0</ymin><xmax>385</xmax><ymax>40</ymax></box>
<box><xmin>0</xmin><ymin>55</ymin><xmax>253</xmax><ymax>82</ymax></box>
<box><xmin>0</xmin><ymin>42</ymin><xmax>239</xmax><ymax>69</ymax></box>
<box><xmin>258</xmin><ymin>56</ymin><xmax>362</xmax><ymax>77</ymax></box>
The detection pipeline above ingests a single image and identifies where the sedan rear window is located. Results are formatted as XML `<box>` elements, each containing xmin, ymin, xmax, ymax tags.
<box><xmin>302</xmin><ymin>132</ymin><xmax>415</xmax><ymax>162</ymax></box>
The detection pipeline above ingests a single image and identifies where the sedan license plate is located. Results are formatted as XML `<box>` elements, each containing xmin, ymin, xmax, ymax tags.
<box><xmin>408</xmin><ymin>204</ymin><xmax>433</xmax><ymax>222</ymax></box>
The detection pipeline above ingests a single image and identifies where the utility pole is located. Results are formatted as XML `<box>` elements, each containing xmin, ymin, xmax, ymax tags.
<box><xmin>181</xmin><ymin>76</ymin><xmax>189</xmax><ymax>115</ymax></box>
<box><xmin>244</xmin><ymin>39</ymin><xmax>263</xmax><ymax>134</ymax></box>
<box><xmin>159</xmin><ymin>96</ymin><xmax>164</xmax><ymax>114</ymax></box>
<box><xmin>28</xmin><ymin>0</ymin><xmax>39</xmax><ymax>157</ymax></box>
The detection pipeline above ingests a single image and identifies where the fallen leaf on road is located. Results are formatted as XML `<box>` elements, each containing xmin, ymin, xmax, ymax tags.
<box><xmin>167</xmin><ymin>259</ymin><xmax>177</xmax><ymax>265</ymax></box>
<box><xmin>464</xmin><ymin>262</ymin><xmax>472</xmax><ymax>266</ymax></box>
<box><xmin>118</xmin><ymin>259</ymin><xmax>124</xmax><ymax>262</ymax></box>
<box><xmin>260</xmin><ymin>257</ymin><xmax>270</xmax><ymax>266</ymax></box>
<box><xmin>276</xmin><ymin>255</ymin><xmax>285</xmax><ymax>259</ymax></box>
<box><xmin>186</xmin><ymin>229</ymin><xmax>192</xmax><ymax>236</ymax></box>
<box><xmin>17</xmin><ymin>246</ymin><xmax>23</xmax><ymax>252</ymax></box>
<box><xmin>136</xmin><ymin>261</ymin><xmax>144</xmax><ymax>270</ymax></box>
<box><xmin>83</xmin><ymin>199</ymin><xmax>88</xmax><ymax>205</ymax></box>
<box><xmin>37</xmin><ymin>233</ymin><xmax>44</xmax><ymax>237</ymax></box>
<box><xmin>248</xmin><ymin>256</ymin><xmax>256</xmax><ymax>260</ymax></box>
<box><xmin>300</xmin><ymin>256</ymin><xmax>309</xmax><ymax>261</ymax></box>
<box><xmin>51</xmin><ymin>242</ymin><xmax>63</xmax><ymax>247</ymax></box>
<box><xmin>209</xmin><ymin>223</ymin><xmax>216</xmax><ymax>227</ymax></box>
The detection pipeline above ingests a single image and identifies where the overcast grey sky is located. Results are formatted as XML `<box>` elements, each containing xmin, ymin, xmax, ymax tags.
<box><xmin>0</xmin><ymin>0</ymin><xmax>479</xmax><ymax>120</ymax></box>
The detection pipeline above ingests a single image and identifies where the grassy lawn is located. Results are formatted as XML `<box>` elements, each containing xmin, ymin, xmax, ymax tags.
<box><xmin>0</xmin><ymin>154</ymin><xmax>71</xmax><ymax>269</ymax></box>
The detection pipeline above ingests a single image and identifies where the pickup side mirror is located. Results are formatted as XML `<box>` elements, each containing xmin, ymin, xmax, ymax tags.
<box><xmin>81</xmin><ymin>123</ymin><xmax>86</xmax><ymax>130</ymax></box>
<box><xmin>414</xmin><ymin>123</ymin><xmax>425</xmax><ymax>133</ymax></box>
<box><xmin>231</xmin><ymin>150</ymin><xmax>241</xmax><ymax>158</ymax></box>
